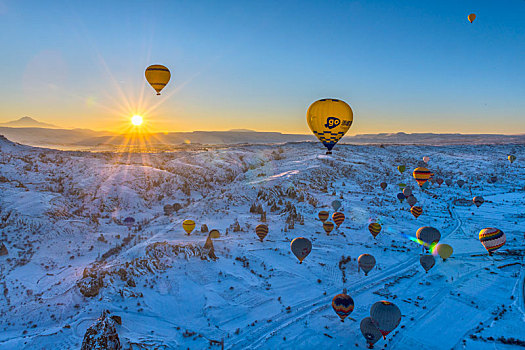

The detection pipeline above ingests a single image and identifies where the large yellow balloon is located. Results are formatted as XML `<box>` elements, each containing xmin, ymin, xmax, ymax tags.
<box><xmin>435</xmin><ymin>243</ymin><xmax>453</xmax><ymax>261</ymax></box>
<box><xmin>307</xmin><ymin>98</ymin><xmax>353</xmax><ymax>154</ymax></box>
<box><xmin>468</xmin><ymin>13</ymin><xmax>476</xmax><ymax>23</ymax></box>
<box><xmin>182</xmin><ymin>219</ymin><xmax>195</xmax><ymax>235</ymax></box>
<box><xmin>145</xmin><ymin>64</ymin><xmax>171</xmax><ymax>95</ymax></box>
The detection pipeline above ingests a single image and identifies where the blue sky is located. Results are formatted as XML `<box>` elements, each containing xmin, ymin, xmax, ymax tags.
<box><xmin>0</xmin><ymin>0</ymin><xmax>524</xmax><ymax>134</ymax></box>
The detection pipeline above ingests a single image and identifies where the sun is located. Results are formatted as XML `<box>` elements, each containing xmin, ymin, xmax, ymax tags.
<box><xmin>131</xmin><ymin>115</ymin><xmax>143</xmax><ymax>126</ymax></box>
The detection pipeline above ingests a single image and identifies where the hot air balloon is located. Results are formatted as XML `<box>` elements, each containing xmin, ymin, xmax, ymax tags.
<box><xmin>468</xmin><ymin>13</ymin><xmax>476</xmax><ymax>23</ymax></box>
<box><xmin>145</xmin><ymin>64</ymin><xmax>171</xmax><ymax>95</ymax></box>
<box><xmin>407</xmin><ymin>195</ymin><xmax>417</xmax><ymax>207</ymax></box>
<box><xmin>397</xmin><ymin>165</ymin><xmax>406</xmax><ymax>174</ymax></box>
<box><xmin>318</xmin><ymin>211</ymin><xmax>329</xmax><ymax>222</ymax></box>
<box><xmin>396</xmin><ymin>193</ymin><xmax>405</xmax><ymax>203</ymax></box>
<box><xmin>380</xmin><ymin>182</ymin><xmax>387</xmax><ymax>190</ymax></box>
<box><xmin>209</xmin><ymin>229</ymin><xmax>220</xmax><ymax>239</ymax></box>
<box><xmin>323</xmin><ymin>221</ymin><xmax>335</xmax><ymax>235</ymax></box>
<box><xmin>416</xmin><ymin>226</ymin><xmax>441</xmax><ymax>248</ymax></box>
<box><xmin>370</xmin><ymin>301</ymin><xmax>401</xmax><ymax>339</ymax></box>
<box><xmin>332</xmin><ymin>292</ymin><xmax>355</xmax><ymax>322</ymax></box>
<box><xmin>473</xmin><ymin>196</ymin><xmax>484</xmax><ymax>208</ymax></box>
<box><xmin>291</xmin><ymin>237</ymin><xmax>312</xmax><ymax>263</ymax></box>
<box><xmin>435</xmin><ymin>243</ymin><xmax>453</xmax><ymax>261</ymax></box>
<box><xmin>306</xmin><ymin>98</ymin><xmax>353</xmax><ymax>154</ymax></box>
<box><xmin>360</xmin><ymin>317</ymin><xmax>382</xmax><ymax>347</ymax></box>
<box><xmin>398</xmin><ymin>183</ymin><xmax>407</xmax><ymax>190</ymax></box>
<box><xmin>332</xmin><ymin>200</ymin><xmax>342</xmax><ymax>211</ymax></box>
<box><xmin>457</xmin><ymin>179</ymin><xmax>465</xmax><ymax>188</ymax></box>
<box><xmin>410</xmin><ymin>206</ymin><xmax>423</xmax><ymax>219</ymax></box>
<box><xmin>490</xmin><ymin>176</ymin><xmax>498</xmax><ymax>183</ymax></box>
<box><xmin>423</xmin><ymin>156</ymin><xmax>429</xmax><ymax>163</ymax></box>
<box><xmin>413</xmin><ymin>167</ymin><xmax>432</xmax><ymax>187</ymax></box>
<box><xmin>508</xmin><ymin>155</ymin><xmax>516</xmax><ymax>164</ymax></box>
<box><xmin>332</xmin><ymin>212</ymin><xmax>345</xmax><ymax>228</ymax></box>
<box><xmin>182</xmin><ymin>220</ymin><xmax>196</xmax><ymax>235</ymax></box>
<box><xmin>420</xmin><ymin>254</ymin><xmax>435</xmax><ymax>273</ymax></box>
<box><xmin>402</xmin><ymin>188</ymin><xmax>412</xmax><ymax>197</ymax></box>
<box><xmin>163</xmin><ymin>204</ymin><xmax>173</xmax><ymax>216</ymax></box>
<box><xmin>255</xmin><ymin>224</ymin><xmax>268</xmax><ymax>242</ymax></box>
<box><xmin>123</xmin><ymin>217</ymin><xmax>135</xmax><ymax>229</ymax></box>
<box><xmin>445</xmin><ymin>179</ymin><xmax>452</xmax><ymax>187</ymax></box>
<box><xmin>436</xmin><ymin>178</ymin><xmax>444</xmax><ymax>186</ymax></box>
<box><xmin>368</xmin><ymin>223</ymin><xmax>382</xmax><ymax>238</ymax></box>
<box><xmin>358</xmin><ymin>254</ymin><xmax>376</xmax><ymax>276</ymax></box>
<box><xmin>479</xmin><ymin>228</ymin><xmax>506</xmax><ymax>255</ymax></box>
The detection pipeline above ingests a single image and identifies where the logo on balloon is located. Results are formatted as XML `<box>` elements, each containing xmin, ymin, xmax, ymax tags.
<box><xmin>325</xmin><ymin>117</ymin><xmax>341</xmax><ymax>129</ymax></box>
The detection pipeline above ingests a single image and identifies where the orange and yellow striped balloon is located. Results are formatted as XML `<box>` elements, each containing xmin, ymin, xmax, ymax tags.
<box><xmin>255</xmin><ymin>224</ymin><xmax>269</xmax><ymax>242</ymax></box>
<box><xmin>368</xmin><ymin>223</ymin><xmax>382</xmax><ymax>238</ymax></box>
<box><xmin>332</xmin><ymin>212</ymin><xmax>345</xmax><ymax>228</ymax></box>
<box><xmin>479</xmin><ymin>228</ymin><xmax>506</xmax><ymax>255</ymax></box>
<box><xmin>323</xmin><ymin>221</ymin><xmax>335</xmax><ymax>235</ymax></box>
<box><xmin>413</xmin><ymin>167</ymin><xmax>432</xmax><ymax>187</ymax></box>
<box><xmin>318</xmin><ymin>211</ymin><xmax>329</xmax><ymax>222</ymax></box>
<box><xmin>410</xmin><ymin>206</ymin><xmax>423</xmax><ymax>219</ymax></box>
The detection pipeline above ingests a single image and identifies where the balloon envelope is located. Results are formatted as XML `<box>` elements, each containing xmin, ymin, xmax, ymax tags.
<box><xmin>360</xmin><ymin>317</ymin><xmax>382</xmax><ymax>346</ymax></box>
<box><xmin>402</xmin><ymin>188</ymin><xmax>412</xmax><ymax>197</ymax></box>
<box><xmin>436</xmin><ymin>243</ymin><xmax>453</xmax><ymax>260</ymax></box>
<box><xmin>423</xmin><ymin>156</ymin><xmax>430</xmax><ymax>163</ymax></box>
<box><xmin>323</xmin><ymin>221</ymin><xmax>335</xmax><ymax>235</ymax></box>
<box><xmin>358</xmin><ymin>254</ymin><xmax>376</xmax><ymax>275</ymax></box>
<box><xmin>182</xmin><ymin>220</ymin><xmax>196</xmax><ymax>235</ymax></box>
<box><xmin>397</xmin><ymin>165</ymin><xmax>406</xmax><ymax>174</ymax></box>
<box><xmin>416</xmin><ymin>226</ymin><xmax>441</xmax><ymax>247</ymax></box>
<box><xmin>291</xmin><ymin>237</ymin><xmax>312</xmax><ymax>263</ymax></box>
<box><xmin>479</xmin><ymin>228</ymin><xmax>506</xmax><ymax>255</ymax></box>
<box><xmin>332</xmin><ymin>212</ymin><xmax>345</xmax><ymax>228</ymax></box>
<box><xmin>307</xmin><ymin>98</ymin><xmax>353</xmax><ymax>154</ymax></box>
<box><xmin>370</xmin><ymin>301</ymin><xmax>401</xmax><ymax>338</ymax></box>
<box><xmin>145</xmin><ymin>64</ymin><xmax>171</xmax><ymax>95</ymax></box>
<box><xmin>397</xmin><ymin>193</ymin><xmax>406</xmax><ymax>202</ymax></box>
<box><xmin>508</xmin><ymin>155</ymin><xmax>516</xmax><ymax>164</ymax></box>
<box><xmin>332</xmin><ymin>293</ymin><xmax>355</xmax><ymax>321</ymax></box>
<box><xmin>468</xmin><ymin>13</ymin><xmax>476</xmax><ymax>23</ymax></box>
<box><xmin>410</xmin><ymin>206</ymin><xmax>423</xmax><ymax>219</ymax></box>
<box><xmin>318</xmin><ymin>211</ymin><xmax>329</xmax><ymax>222</ymax></box>
<box><xmin>368</xmin><ymin>223</ymin><xmax>382</xmax><ymax>238</ymax></box>
<box><xmin>255</xmin><ymin>224</ymin><xmax>268</xmax><ymax>241</ymax></box>
<box><xmin>332</xmin><ymin>200</ymin><xmax>342</xmax><ymax>211</ymax></box>
<box><xmin>413</xmin><ymin>167</ymin><xmax>432</xmax><ymax>187</ymax></box>
<box><xmin>407</xmin><ymin>195</ymin><xmax>417</xmax><ymax>207</ymax></box>
<box><xmin>420</xmin><ymin>254</ymin><xmax>435</xmax><ymax>272</ymax></box>
<box><xmin>380</xmin><ymin>182</ymin><xmax>387</xmax><ymax>190</ymax></box>
<box><xmin>473</xmin><ymin>196</ymin><xmax>484</xmax><ymax>208</ymax></box>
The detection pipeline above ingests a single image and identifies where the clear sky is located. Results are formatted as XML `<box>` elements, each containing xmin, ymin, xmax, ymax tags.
<box><xmin>0</xmin><ymin>0</ymin><xmax>524</xmax><ymax>134</ymax></box>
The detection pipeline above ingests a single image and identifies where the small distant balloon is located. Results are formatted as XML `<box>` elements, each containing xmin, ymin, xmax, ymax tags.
<box><xmin>332</xmin><ymin>200</ymin><xmax>342</xmax><ymax>211</ymax></box>
<box><xmin>407</xmin><ymin>195</ymin><xmax>417</xmax><ymax>207</ymax></box>
<box><xmin>423</xmin><ymin>156</ymin><xmax>430</xmax><ymax>163</ymax></box>
<box><xmin>397</xmin><ymin>165</ymin><xmax>406</xmax><ymax>174</ymax></box>
<box><xmin>410</xmin><ymin>206</ymin><xmax>423</xmax><ymax>219</ymax></box>
<box><xmin>479</xmin><ymin>228</ymin><xmax>505</xmax><ymax>255</ymax></box>
<box><xmin>508</xmin><ymin>155</ymin><xmax>516</xmax><ymax>164</ymax></box>
<box><xmin>255</xmin><ymin>224</ymin><xmax>268</xmax><ymax>242</ymax></box>
<box><xmin>420</xmin><ymin>254</ymin><xmax>435</xmax><ymax>273</ymax></box>
<box><xmin>435</xmin><ymin>243</ymin><xmax>453</xmax><ymax>261</ymax></box>
<box><xmin>445</xmin><ymin>179</ymin><xmax>452</xmax><ymax>187</ymax></box>
<box><xmin>436</xmin><ymin>178</ymin><xmax>444</xmax><ymax>186</ymax></box>
<box><xmin>397</xmin><ymin>193</ymin><xmax>406</xmax><ymax>203</ymax></box>
<box><xmin>323</xmin><ymin>221</ymin><xmax>335</xmax><ymax>235</ymax></box>
<box><xmin>318</xmin><ymin>211</ymin><xmax>329</xmax><ymax>222</ymax></box>
<box><xmin>402</xmin><ymin>188</ymin><xmax>412</xmax><ymax>197</ymax></box>
<box><xmin>413</xmin><ymin>167</ymin><xmax>432</xmax><ymax>187</ymax></box>
<box><xmin>291</xmin><ymin>237</ymin><xmax>312</xmax><ymax>263</ymax></box>
<box><xmin>123</xmin><ymin>217</ymin><xmax>135</xmax><ymax>228</ymax></box>
<box><xmin>332</xmin><ymin>292</ymin><xmax>355</xmax><ymax>322</ymax></box>
<box><xmin>380</xmin><ymin>182</ymin><xmax>387</xmax><ymax>190</ymax></box>
<box><xmin>358</xmin><ymin>254</ymin><xmax>376</xmax><ymax>276</ymax></box>
<box><xmin>332</xmin><ymin>212</ymin><xmax>345</xmax><ymax>228</ymax></box>
<box><xmin>457</xmin><ymin>179</ymin><xmax>465</xmax><ymax>188</ymax></box>
<box><xmin>473</xmin><ymin>196</ymin><xmax>484</xmax><ymax>208</ymax></box>
<box><xmin>182</xmin><ymin>219</ymin><xmax>196</xmax><ymax>235</ymax></box>
<box><xmin>468</xmin><ymin>13</ymin><xmax>476</xmax><ymax>23</ymax></box>
<box><xmin>368</xmin><ymin>223</ymin><xmax>382</xmax><ymax>238</ymax></box>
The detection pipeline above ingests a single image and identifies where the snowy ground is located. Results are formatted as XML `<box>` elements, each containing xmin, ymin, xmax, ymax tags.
<box><xmin>0</xmin><ymin>137</ymin><xmax>523</xmax><ymax>349</ymax></box>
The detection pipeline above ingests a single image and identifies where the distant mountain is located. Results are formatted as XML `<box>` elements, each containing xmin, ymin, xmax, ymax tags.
<box><xmin>0</xmin><ymin>127</ymin><xmax>115</xmax><ymax>147</ymax></box>
<box><xmin>346</xmin><ymin>132</ymin><xmax>525</xmax><ymax>145</ymax></box>
<box><xmin>0</xmin><ymin>117</ymin><xmax>59</xmax><ymax>128</ymax></box>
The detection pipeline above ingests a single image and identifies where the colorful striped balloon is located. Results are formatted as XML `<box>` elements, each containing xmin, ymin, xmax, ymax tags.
<box><xmin>323</xmin><ymin>221</ymin><xmax>335</xmax><ymax>235</ymax></box>
<box><xmin>332</xmin><ymin>212</ymin><xmax>345</xmax><ymax>228</ymax></box>
<box><xmin>318</xmin><ymin>211</ymin><xmax>329</xmax><ymax>222</ymax></box>
<box><xmin>479</xmin><ymin>228</ymin><xmax>506</xmax><ymax>255</ymax></box>
<box><xmin>413</xmin><ymin>167</ymin><xmax>432</xmax><ymax>187</ymax></box>
<box><xmin>410</xmin><ymin>206</ymin><xmax>423</xmax><ymax>219</ymax></box>
<box><xmin>255</xmin><ymin>224</ymin><xmax>268</xmax><ymax>242</ymax></box>
<box><xmin>145</xmin><ymin>64</ymin><xmax>171</xmax><ymax>95</ymax></box>
<box><xmin>368</xmin><ymin>223</ymin><xmax>382</xmax><ymax>238</ymax></box>
<box><xmin>332</xmin><ymin>293</ymin><xmax>355</xmax><ymax>322</ymax></box>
